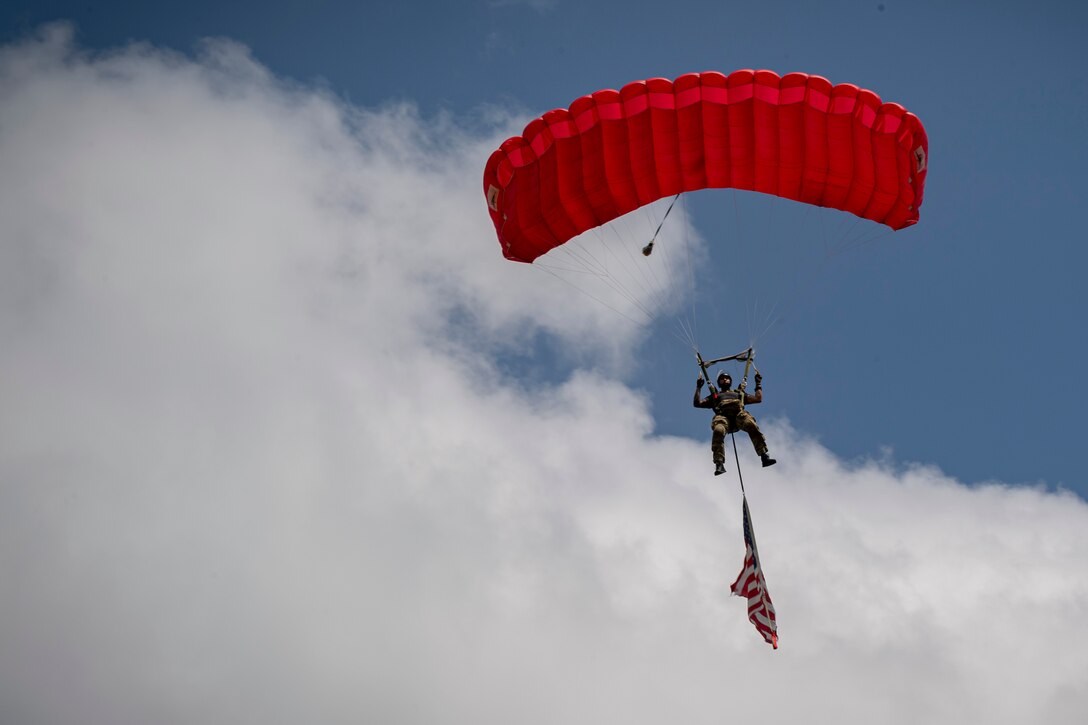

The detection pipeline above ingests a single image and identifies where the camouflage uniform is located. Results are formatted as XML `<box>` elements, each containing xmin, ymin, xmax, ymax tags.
<box><xmin>698</xmin><ymin>389</ymin><xmax>769</xmax><ymax>464</ymax></box>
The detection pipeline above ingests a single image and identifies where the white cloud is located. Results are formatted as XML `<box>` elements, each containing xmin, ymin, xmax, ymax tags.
<box><xmin>1</xmin><ymin>24</ymin><xmax>1086</xmax><ymax>725</ymax></box>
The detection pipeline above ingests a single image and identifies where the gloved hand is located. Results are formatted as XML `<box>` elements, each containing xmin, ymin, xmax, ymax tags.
<box><xmin>754</xmin><ymin>373</ymin><xmax>762</xmax><ymax>387</ymax></box>
<box><xmin>697</xmin><ymin>377</ymin><xmax>704</xmax><ymax>388</ymax></box>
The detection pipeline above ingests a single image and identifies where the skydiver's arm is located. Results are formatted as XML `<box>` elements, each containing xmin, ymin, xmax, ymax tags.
<box><xmin>744</xmin><ymin>373</ymin><xmax>764</xmax><ymax>405</ymax></box>
<box><xmin>693</xmin><ymin>378</ymin><xmax>715</xmax><ymax>408</ymax></box>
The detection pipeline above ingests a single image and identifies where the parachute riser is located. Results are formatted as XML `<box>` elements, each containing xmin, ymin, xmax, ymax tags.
<box><xmin>696</xmin><ymin>351</ymin><xmax>717</xmax><ymax>396</ymax></box>
<box><xmin>738</xmin><ymin>350</ymin><xmax>754</xmax><ymax>410</ymax></box>
<box><xmin>696</xmin><ymin>347</ymin><xmax>756</xmax><ymax>402</ymax></box>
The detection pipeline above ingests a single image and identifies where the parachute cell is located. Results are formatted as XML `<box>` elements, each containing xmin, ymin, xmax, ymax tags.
<box><xmin>483</xmin><ymin>70</ymin><xmax>929</xmax><ymax>263</ymax></box>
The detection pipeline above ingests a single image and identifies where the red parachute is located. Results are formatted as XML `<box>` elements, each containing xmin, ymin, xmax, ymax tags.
<box><xmin>483</xmin><ymin>70</ymin><xmax>928</xmax><ymax>263</ymax></box>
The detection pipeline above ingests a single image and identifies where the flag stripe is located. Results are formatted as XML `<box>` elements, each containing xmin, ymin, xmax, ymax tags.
<box><xmin>731</xmin><ymin>495</ymin><xmax>778</xmax><ymax>649</ymax></box>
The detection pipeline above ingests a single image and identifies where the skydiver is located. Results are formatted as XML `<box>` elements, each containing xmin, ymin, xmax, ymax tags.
<box><xmin>693</xmin><ymin>371</ymin><xmax>776</xmax><ymax>476</ymax></box>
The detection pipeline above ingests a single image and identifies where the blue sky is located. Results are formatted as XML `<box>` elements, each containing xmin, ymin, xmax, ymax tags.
<box><xmin>6</xmin><ymin>0</ymin><xmax>1081</xmax><ymax>490</ymax></box>
<box><xmin>2</xmin><ymin>3</ymin><xmax>1087</xmax><ymax>724</ymax></box>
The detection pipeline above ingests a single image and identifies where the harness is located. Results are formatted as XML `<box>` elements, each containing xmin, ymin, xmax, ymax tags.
<box><xmin>697</xmin><ymin>347</ymin><xmax>759</xmax><ymax>414</ymax></box>
<box><xmin>712</xmin><ymin>390</ymin><xmax>745</xmax><ymax>419</ymax></box>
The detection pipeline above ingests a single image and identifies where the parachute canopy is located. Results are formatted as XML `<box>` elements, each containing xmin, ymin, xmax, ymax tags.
<box><xmin>483</xmin><ymin>69</ymin><xmax>929</xmax><ymax>263</ymax></box>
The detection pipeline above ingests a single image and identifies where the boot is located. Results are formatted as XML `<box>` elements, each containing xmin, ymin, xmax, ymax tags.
<box><xmin>761</xmin><ymin>454</ymin><xmax>777</xmax><ymax>468</ymax></box>
<box><xmin>714</xmin><ymin>462</ymin><xmax>726</xmax><ymax>476</ymax></box>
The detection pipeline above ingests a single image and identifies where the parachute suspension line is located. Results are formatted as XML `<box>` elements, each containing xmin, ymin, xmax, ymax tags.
<box><xmin>733</xmin><ymin>196</ymin><xmax>753</xmax><ymax>345</ymax></box>
<box><xmin>602</xmin><ymin>213</ymin><xmax>670</xmax><ymax>313</ymax></box>
<box><xmin>532</xmin><ymin>263</ymin><xmax>650</xmax><ymax>329</ymax></box>
<box><xmin>750</xmin><ymin>195</ymin><xmax>796</xmax><ymax>345</ymax></box>
<box><xmin>750</xmin><ymin>298</ymin><xmax>783</xmax><ymax>347</ymax></box>
<box><xmin>678</xmin><ymin>194</ymin><xmax>702</xmax><ymax>353</ymax></box>
<box><xmin>538</xmin><ymin>248</ymin><xmax>609</xmax><ymax>277</ymax></box>
<box><xmin>745</xmin><ymin>195</ymin><xmax>806</xmax><ymax>348</ymax></box>
<box><xmin>642</xmin><ymin>200</ymin><xmax>679</xmax><ymax>297</ymax></box>
<box><xmin>642</xmin><ymin>194</ymin><xmax>700</xmax><ymax>351</ymax></box>
<box><xmin>664</xmin><ymin>223</ymin><xmax>697</xmax><ymax>351</ymax></box>
<box><xmin>747</xmin><ymin>298</ymin><xmax>765</xmax><ymax>349</ymax></box>
<box><xmin>564</xmin><ymin>235</ymin><xmax>617</xmax><ymax>279</ymax></box>
<box><xmin>641</xmin><ymin>193</ymin><xmax>682</xmax><ymax>257</ymax></box>
<box><xmin>527</xmin><ymin>190</ymin><xmax>731</xmax><ymax>355</ymax></box>
<box><xmin>738</xmin><ymin>195</ymin><xmax>805</xmax><ymax>349</ymax></box>
<box><xmin>537</xmin><ymin>218</ymin><xmax>663</xmax><ymax>326</ymax></box>
<box><xmin>619</xmin><ymin>197</ymin><xmax>699</xmax><ymax>351</ymax></box>
<box><xmin>604</xmin><ymin>216</ymin><xmax>681</xmax><ymax>332</ymax></box>
<box><xmin>678</xmin><ymin>194</ymin><xmax>700</xmax><ymax>352</ymax></box>
<box><xmin>542</xmin><ymin>247</ymin><xmax>658</xmax><ymax>323</ymax></box>
<box><xmin>826</xmin><ymin>200</ymin><xmax>895</xmax><ymax>253</ymax></box>
<box><xmin>747</xmin><ymin>210</ymin><xmax>896</xmax><ymax>350</ymax></box>
<box><xmin>541</xmin><ymin>222</ymin><xmax>697</xmax><ymax>351</ymax></box>
<box><xmin>831</xmin><ymin>214</ymin><xmax>865</xmax><ymax>253</ymax></box>
<box><xmin>842</xmin><ymin>224</ymin><xmax>895</xmax><ymax>255</ymax></box>
<box><xmin>547</xmin><ymin>219</ymin><xmax>664</xmax><ymax>324</ymax></box>
<box><xmin>630</xmin><ymin>203</ymin><xmax>679</xmax><ymax>318</ymax></box>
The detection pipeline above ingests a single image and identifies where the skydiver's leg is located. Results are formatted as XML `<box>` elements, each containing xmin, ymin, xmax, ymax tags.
<box><xmin>736</xmin><ymin>411</ymin><xmax>769</xmax><ymax>457</ymax></box>
<box><xmin>711</xmin><ymin>415</ymin><xmax>729</xmax><ymax>464</ymax></box>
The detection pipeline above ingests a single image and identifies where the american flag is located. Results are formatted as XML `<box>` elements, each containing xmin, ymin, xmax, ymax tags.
<box><xmin>731</xmin><ymin>494</ymin><xmax>778</xmax><ymax>649</ymax></box>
